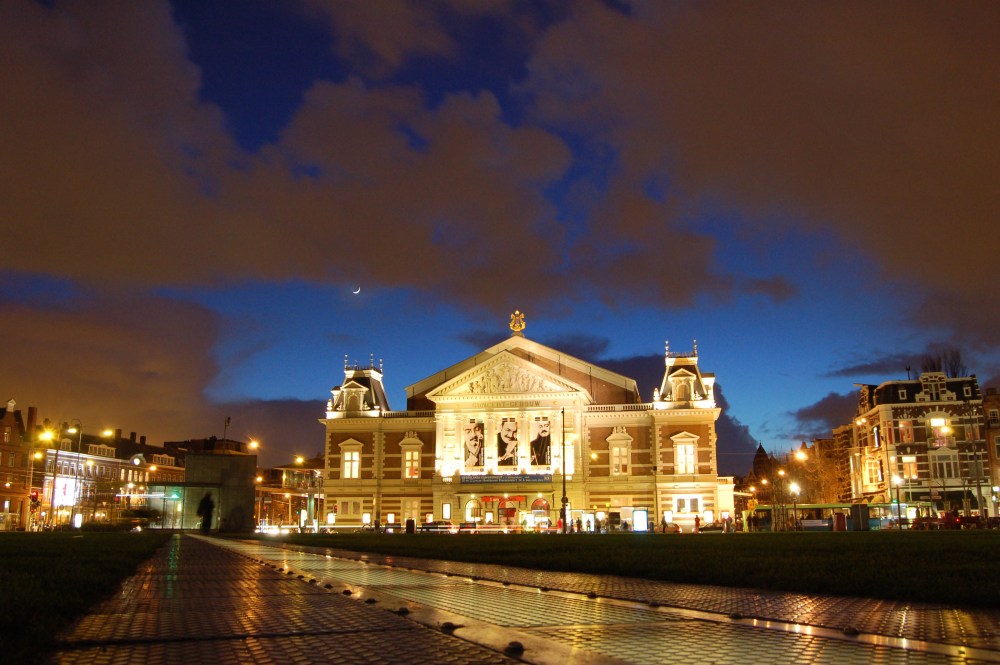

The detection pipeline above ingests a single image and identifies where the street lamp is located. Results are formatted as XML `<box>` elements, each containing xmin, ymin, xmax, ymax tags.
<box><xmin>892</xmin><ymin>475</ymin><xmax>904</xmax><ymax>529</ymax></box>
<box><xmin>38</xmin><ymin>428</ymin><xmax>63</xmax><ymax>527</ymax></box>
<box><xmin>760</xmin><ymin>478</ymin><xmax>771</xmax><ymax>530</ymax></box>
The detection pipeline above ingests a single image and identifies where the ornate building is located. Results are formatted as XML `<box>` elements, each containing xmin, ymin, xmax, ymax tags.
<box><xmin>850</xmin><ymin>371</ymin><xmax>990</xmax><ymax>515</ymax></box>
<box><xmin>320</xmin><ymin>315</ymin><xmax>734</xmax><ymax>532</ymax></box>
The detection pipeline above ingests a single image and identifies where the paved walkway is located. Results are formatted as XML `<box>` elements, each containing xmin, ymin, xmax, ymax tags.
<box><xmin>50</xmin><ymin>534</ymin><xmax>1000</xmax><ymax>664</ymax></box>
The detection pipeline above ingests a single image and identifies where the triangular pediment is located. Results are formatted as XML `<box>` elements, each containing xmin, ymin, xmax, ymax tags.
<box><xmin>426</xmin><ymin>351</ymin><xmax>591</xmax><ymax>402</ymax></box>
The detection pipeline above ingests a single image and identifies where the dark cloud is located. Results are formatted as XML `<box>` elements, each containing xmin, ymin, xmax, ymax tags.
<box><xmin>522</xmin><ymin>2</ymin><xmax>1000</xmax><ymax>343</ymax></box>
<box><xmin>714</xmin><ymin>383</ymin><xmax>759</xmax><ymax>477</ymax></box>
<box><xmin>0</xmin><ymin>285</ymin><xmax>324</xmax><ymax>466</ymax></box>
<box><xmin>210</xmin><ymin>398</ymin><xmax>326</xmax><ymax>466</ymax></box>
<box><xmin>454</xmin><ymin>329</ymin><xmax>509</xmax><ymax>351</ymax></box>
<box><xmin>0</xmin><ymin>286</ymin><xmax>220</xmax><ymax>446</ymax></box>
<box><xmin>825</xmin><ymin>354</ymin><xmax>917</xmax><ymax>379</ymax></box>
<box><xmin>789</xmin><ymin>392</ymin><xmax>858</xmax><ymax>438</ymax></box>
<box><xmin>540</xmin><ymin>334</ymin><xmax>610</xmax><ymax>363</ymax></box>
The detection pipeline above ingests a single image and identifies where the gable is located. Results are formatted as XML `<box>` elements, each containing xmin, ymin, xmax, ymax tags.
<box><xmin>426</xmin><ymin>351</ymin><xmax>592</xmax><ymax>404</ymax></box>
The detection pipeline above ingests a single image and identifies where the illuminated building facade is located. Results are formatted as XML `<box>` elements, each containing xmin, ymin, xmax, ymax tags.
<box><xmin>850</xmin><ymin>372</ymin><xmax>990</xmax><ymax>515</ymax></box>
<box><xmin>321</xmin><ymin>316</ymin><xmax>734</xmax><ymax>532</ymax></box>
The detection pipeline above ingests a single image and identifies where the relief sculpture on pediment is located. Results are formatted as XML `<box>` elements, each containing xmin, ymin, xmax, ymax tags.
<box><xmin>465</xmin><ymin>363</ymin><xmax>553</xmax><ymax>394</ymax></box>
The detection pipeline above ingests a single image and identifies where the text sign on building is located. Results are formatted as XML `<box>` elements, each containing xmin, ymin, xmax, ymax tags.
<box><xmin>459</xmin><ymin>474</ymin><xmax>552</xmax><ymax>484</ymax></box>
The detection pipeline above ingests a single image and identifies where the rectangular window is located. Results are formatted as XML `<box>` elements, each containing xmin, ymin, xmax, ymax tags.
<box><xmin>611</xmin><ymin>447</ymin><xmax>629</xmax><ymax>475</ymax></box>
<box><xmin>990</xmin><ymin>410</ymin><xmax>1000</xmax><ymax>426</ymax></box>
<box><xmin>675</xmin><ymin>497</ymin><xmax>699</xmax><ymax>514</ymax></box>
<box><xmin>442</xmin><ymin>503</ymin><xmax>451</xmax><ymax>520</ymax></box>
<box><xmin>898</xmin><ymin>388</ymin><xmax>907</xmax><ymax>400</ymax></box>
<box><xmin>8</xmin><ymin>453</ymin><xmax>15</xmax><ymax>467</ymax></box>
<box><xmin>932</xmin><ymin>455</ymin><xmax>958</xmax><ymax>479</ymax></box>
<box><xmin>964</xmin><ymin>386</ymin><xmax>973</xmax><ymax>398</ymax></box>
<box><xmin>898</xmin><ymin>421</ymin><xmax>914</xmax><ymax>443</ymax></box>
<box><xmin>404</xmin><ymin>450</ymin><xmax>420</xmax><ymax>479</ymax></box>
<box><xmin>865</xmin><ymin>459</ymin><xmax>882</xmax><ymax>485</ymax></box>
<box><xmin>343</xmin><ymin>451</ymin><xmax>360</xmax><ymax>479</ymax></box>
<box><xmin>902</xmin><ymin>455</ymin><xmax>918</xmax><ymax>479</ymax></box>
<box><xmin>675</xmin><ymin>444</ymin><xmax>696</xmax><ymax>474</ymax></box>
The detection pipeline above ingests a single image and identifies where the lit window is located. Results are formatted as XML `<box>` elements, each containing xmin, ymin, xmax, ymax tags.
<box><xmin>898</xmin><ymin>421</ymin><xmax>914</xmax><ymax>443</ymax></box>
<box><xmin>902</xmin><ymin>455</ymin><xmax>918</xmax><ymax>479</ymax></box>
<box><xmin>611</xmin><ymin>446</ymin><xmax>629</xmax><ymax>475</ymax></box>
<box><xmin>343</xmin><ymin>451</ymin><xmax>360</xmax><ymax>479</ymax></box>
<box><xmin>676</xmin><ymin>444</ymin><xmax>695</xmax><ymax>474</ymax></box>
<box><xmin>404</xmin><ymin>450</ymin><xmax>420</xmax><ymax>479</ymax></box>
<box><xmin>675</xmin><ymin>497</ymin><xmax>699</xmax><ymax>514</ymax></box>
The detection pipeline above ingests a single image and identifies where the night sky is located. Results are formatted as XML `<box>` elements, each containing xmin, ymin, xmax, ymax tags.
<box><xmin>3</xmin><ymin>1</ymin><xmax>998</xmax><ymax>473</ymax></box>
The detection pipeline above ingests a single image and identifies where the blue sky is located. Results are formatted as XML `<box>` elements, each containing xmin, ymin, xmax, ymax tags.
<box><xmin>3</xmin><ymin>1</ymin><xmax>998</xmax><ymax>472</ymax></box>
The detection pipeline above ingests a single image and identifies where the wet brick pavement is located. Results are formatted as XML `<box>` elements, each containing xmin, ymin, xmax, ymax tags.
<box><xmin>50</xmin><ymin>534</ymin><xmax>1000</xmax><ymax>664</ymax></box>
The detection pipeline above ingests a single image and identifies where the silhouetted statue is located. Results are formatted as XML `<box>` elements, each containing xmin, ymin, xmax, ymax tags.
<box><xmin>197</xmin><ymin>491</ymin><xmax>215</xmax><ymax>534</ymax></box>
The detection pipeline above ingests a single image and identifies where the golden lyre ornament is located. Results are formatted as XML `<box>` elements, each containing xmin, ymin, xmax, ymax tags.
<box><xmin>509</xmin><ymin>310</ymin><xmax>526</xmax><ymax>334</ymax></box>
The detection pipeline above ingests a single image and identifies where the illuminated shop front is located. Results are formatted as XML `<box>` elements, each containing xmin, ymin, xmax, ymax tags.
<box><xmin>321</xmin><ymin>314</ymin><xmax>734</xmax><ymax>532</ymax></box>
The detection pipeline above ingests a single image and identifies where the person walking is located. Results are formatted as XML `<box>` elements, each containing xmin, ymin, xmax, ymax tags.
<box><xmin>197</xmin><ymin>491</ymin><xmax>215</xmax><ymax>534</ymax></box>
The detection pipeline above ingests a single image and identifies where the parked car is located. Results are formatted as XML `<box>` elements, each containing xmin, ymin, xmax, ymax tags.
<box><xmin>659</xmin><ymin>522</ymin><xmax>683</xmax><ymax>534</ymax></box>
<box><xmin>419</xmin><ymin>520</ymin><xmax>456</xmax><ymax>534</ymax></box>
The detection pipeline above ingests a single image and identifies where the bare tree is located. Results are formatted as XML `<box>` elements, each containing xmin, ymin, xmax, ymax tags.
<box><xmin>919</xmin><ymin>347</ymin><xmax>969</xmax><ymax>378</ymax></box>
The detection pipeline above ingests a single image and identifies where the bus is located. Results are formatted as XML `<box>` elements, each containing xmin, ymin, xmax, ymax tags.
<box><xmin>745</xmin><ymin>501</ymin><xmax>939</xmax><ymax>532</ymax></box>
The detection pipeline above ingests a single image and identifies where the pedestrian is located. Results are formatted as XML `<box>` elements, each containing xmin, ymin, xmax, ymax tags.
<box><xmin>197</xmin><ymin>491</ymin><xmax>215</xmax><ymax>534</ymax></box>
<box><xmin>694</xmin><ymin>515</ymin><xmax>700</xmax><ymax>534</ymax></box>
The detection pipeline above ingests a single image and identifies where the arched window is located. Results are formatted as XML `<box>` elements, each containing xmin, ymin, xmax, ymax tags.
<box><xmin>531</xmin><ymin>498</ymin><xmax>549</xmax><ymax>512</ymax></box>
<box><xmin>465</xmin><ymin>498</ymin><xmax>483</xmax><ymax>522</ymax></box>
<box><xmin>499</xmin><ymin>498</ymin><xmax>518</xmax><ymax>524</ymax></box>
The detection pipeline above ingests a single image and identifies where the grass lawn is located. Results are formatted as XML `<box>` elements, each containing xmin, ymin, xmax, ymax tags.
<box><xmin>0</xmin><ymin>531</ymin><xmax>173</xmax><ymax>662</ymax></box>
<box><xmin>254</xmin><ymin>530</ymin><xmax>1000</xmax><ymax>608</ymax></box>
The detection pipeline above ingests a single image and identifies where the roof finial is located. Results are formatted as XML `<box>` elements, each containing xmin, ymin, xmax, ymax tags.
<box><xmin>343</xmin><ymin>354</ymin><xmax>349</xmax><ymax>371</ymax></box>
<box><xmin>509</xmin><ymin>310</ymin><xmax>526</xmax><ymax>336</ymax></box>
<box><xmin>664</xmin><ymin>340</ymin><xmax>669</xmax><ymax>365</ymax></box>
<box><xmin>369</xmin><ymin>352</ymin><xmax>374</xmax><ymax>369</ymax></box>
<box><xmin>693</xmin><ymin>339</ymin><xmax>698</xmax><ymax>356</ymax></box>
<box><xmin>379</xmin><ymin>358</ymin><xmax>383</xmax><ymax>372</ymax></box>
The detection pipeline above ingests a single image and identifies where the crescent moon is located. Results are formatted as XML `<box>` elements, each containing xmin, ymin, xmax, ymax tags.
<box><xmin>352</xmin><ymin>286</ymin><xmax>361</xmax><ymax>294</ymax></box>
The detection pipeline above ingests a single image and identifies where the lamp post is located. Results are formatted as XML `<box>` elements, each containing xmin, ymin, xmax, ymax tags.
<box><xmin>561</xmin><ymin>408</ymin><xmax>568</xmax><ymax>534</ymax></box>
<box><xmin>38</xmin><ymin>428</ymin><xmax>63</xmax><ymax>527</ymax></box>
<box><xmin>760</xmin><ymin>478</ymin><xmax>771</xmax><ymax>530</ymax></box>
<box><xmin>67</xmin><ymin>421</ymin><xmax>84</xmax><ymax>526</ymax></box>
<box><xmin>789</xmin><ymin>482</ymin><xmax>800</xmax><ymax>530</ymax></box>
<box><xmin>777</xmin><ymin>469</ymin><xmax>786</xmax><ymax>531</ymax></box>
<box><xmin>891</xmin><ymin>475</ymin><xmax>904</xmax><ymax>529</ymax></box>
<box><xmin>27</xmin><ymin>450</ymin><xmax>42</xmax><ymax>530</ymax></box>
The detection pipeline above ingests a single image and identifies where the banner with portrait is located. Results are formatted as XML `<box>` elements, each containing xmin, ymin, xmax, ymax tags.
<box><xmin>530</xmin><ymin>418</ymin><xmax>551</xmax><ymax>466</ymax></box>
<box><xmin>462</xmin><ymin>419</ymin><xmax>484</xmax><ymax>469</ymax></box>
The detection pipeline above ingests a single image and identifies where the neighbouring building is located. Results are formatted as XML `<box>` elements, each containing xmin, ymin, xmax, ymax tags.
<box><xmin>320</xmin><ymin>314</ymin><xmax>734</xmax><ymax>532</ymax></box>
<box><xmin>849</xmin><ymin>371</ymin><xmax>990</xmax><ymax>516</ymax></box>
<box><xmin>0</xmin><ymin>400</ymin><xmax>34</xmax><ymax>530</ymax></box>
<box><xmin>983</xmin><ymin>388</ymin><xmax>1000</xmax><ymax>515</ymax></box>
